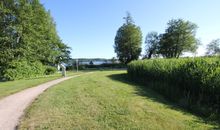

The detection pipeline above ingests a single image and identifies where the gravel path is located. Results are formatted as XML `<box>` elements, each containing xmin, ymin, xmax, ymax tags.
<box><xmin>0</xmin><ymin>74</ymin><xmax>85</xmax><ymax>130</ymax></box>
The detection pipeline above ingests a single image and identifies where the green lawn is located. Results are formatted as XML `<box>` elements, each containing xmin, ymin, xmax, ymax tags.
<box><xmin>0</xmin><ymin>71</ymin><xmax>81</xmax><ymax>99</ymax></box>
<box><xmin>19</xmin><ymin>70</ymin><xmax>218</xmax><ymax>130</ymax></box>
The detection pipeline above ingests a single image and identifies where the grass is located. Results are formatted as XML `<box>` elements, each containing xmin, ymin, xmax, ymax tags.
<box><xmin>19</xmin><ymin>70</ymin><xmax>218</xmax><ymax>130</ymax></box>
<box><xmin>0</xmin><ymin>71</ymin><xmax>82</xmax><ymax>99</ymax></box>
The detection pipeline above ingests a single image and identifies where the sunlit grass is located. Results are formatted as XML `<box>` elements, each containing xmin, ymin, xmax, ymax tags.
<box><xmin>19</xmin><ymin>70</ymin><xmax>216</xmax><ymax>130</ymax></box>
<box><xmin>0</xmin><ymin>71</ymin><xmax>83</xmax><ymax>99</ymax></box>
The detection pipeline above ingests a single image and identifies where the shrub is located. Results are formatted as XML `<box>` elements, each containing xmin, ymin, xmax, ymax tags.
<box><xmin>45</xmin><ymin>66</ymin><xmax>57</xmax><ymax>75</ymax></box>
<box><xmin>127</xmin><ymin>57</ymin><xmax>220</xmax><ymax>118</ymax></box>
<box><xmin>3</xmin><ymin>59</ymin><xmax>46</xmax><ymax>80</ymax></box>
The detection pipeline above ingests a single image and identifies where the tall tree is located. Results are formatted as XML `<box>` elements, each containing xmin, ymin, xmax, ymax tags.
<box><xmin>144</xmin><ymin>32</ymin><xmax>160</xmax><ymax>59</ymax></box>
<box><xmin>114</xmin><ymin>12</ymin><xmax>142</xmax><ymax>64</ymax></box>
<box><xmin>0</xmin><ymin>0</ymin><xmax>71</xmax><ymax>79</ymax></box>
<box><xmin>0</xmin><ymin>0</ymin><xmax>19</xmax><ymax>77</ymax></box>
<box><xmin>16</xmin><ymin>0</ymin><xmax>70</xmax><ymax>64</ymax></box>
<box><xmin>159</xmin><ymin>19</ymin><xmax>198</xmax><ymax>58</ymax></box>
<box><xmin>206</xmin><ymin>39</ymin><xmax>220</xmax><ymax>56</ymax></box>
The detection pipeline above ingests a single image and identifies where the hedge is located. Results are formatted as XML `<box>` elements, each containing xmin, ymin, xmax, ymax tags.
<box><xmin>127</xmin><ymin>57</ymin><xmax>220</xmax><ymax>118</ymax></box>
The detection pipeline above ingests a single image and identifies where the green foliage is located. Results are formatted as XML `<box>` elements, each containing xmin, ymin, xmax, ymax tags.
<box><xmin>159</xmin><ymin>19</ymin><xmax>199</xmax><ymax>58</ymax></box>
<box><xmin>72</xmin><ymin>63</ymin><xmax>126</xmax><ymax>70</ymax></box>
<box><xmin>114</xmin><ymin>13</ymin><xmax>142</xmax><ymax>64</ymax></box>
<box><xmin>0</xmin><ymin>0</ymin><xmax>19</xmax><ymax>76</ymax></box>
<box><xmin>4</xmin><ymin>59</ymin><xmax>46</xmax><ymax>80</ymax></box>
<box><xmin>44</xmin><ymin>66</ymin><xmax>57</xmax><ymax>75</ymax></box>
<box><xmin>128</xmin><ymin>57</ymin><xmax>220</xmax><ymax>118</ymax></box>
<box><xmin>206</xmin><ymin>39</ymin><xmax>220</xmax><ymax>56</ymax></box>
<box><xmin>144</xmin><ymin>32</ymin><xmax>160</xmax><ymax>59</ymax></box>
<box><xmin>19</xmin><ymin>71</ymin><xmax>215</xmax><ymax>129</ymax></box>
<box><xmin>111</xmin><ymin>57</ymin><xmax>117</xmax><ymax>63</ymax></box>
<box><xmin>0</xmin><ymin>0</ymin><xmax>70</xmax><ymax>80</ymax></box>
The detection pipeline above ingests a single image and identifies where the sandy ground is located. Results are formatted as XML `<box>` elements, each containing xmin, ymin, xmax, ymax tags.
<box><xmin>0</xmin><ymin>74</ymin><xmax>83</xmax><ymax>130</ymax></box>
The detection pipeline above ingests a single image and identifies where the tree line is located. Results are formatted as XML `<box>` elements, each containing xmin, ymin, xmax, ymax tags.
<box><xmin>0</xmin><ymin>0</ymin><xmax>70</xmax><ymax>80</ymax></box>
<box><xmin>114</xmin><ymin>13</ymin><xmax>220</xmax><ymax>64</ymax></box>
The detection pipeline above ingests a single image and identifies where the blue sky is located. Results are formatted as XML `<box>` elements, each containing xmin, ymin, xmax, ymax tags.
<box><xmin>40</xmin><ymin>0</ymin><xmax>220</xmax><ymax>58</ymax></box>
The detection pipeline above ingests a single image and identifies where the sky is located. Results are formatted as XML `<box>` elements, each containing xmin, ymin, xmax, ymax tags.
<box><xmin>40</xmin><ymin>0</ymin><xmax>220</xmax><ymax>59</ymax></box>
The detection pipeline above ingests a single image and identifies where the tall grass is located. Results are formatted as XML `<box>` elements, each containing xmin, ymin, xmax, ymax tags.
<box><xmin>127</xmin><ymin>57</ymin><xmax>220</xmax><ymax>118</ymax></box>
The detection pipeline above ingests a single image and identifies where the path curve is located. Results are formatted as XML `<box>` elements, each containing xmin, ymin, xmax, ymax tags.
<box><xmin>0</xmin><ymin>73</ymin><xmax>90</xmax><ymax>130</ymax></box>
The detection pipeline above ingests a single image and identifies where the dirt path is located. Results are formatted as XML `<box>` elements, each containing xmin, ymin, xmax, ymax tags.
<box><xmin>0</xmin><ymin>73</ymin><xmax>89</xmax><ymax>130</ymax></box>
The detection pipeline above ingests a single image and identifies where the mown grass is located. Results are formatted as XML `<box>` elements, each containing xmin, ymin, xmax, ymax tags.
<box><xmin>19</xmin><ymin>70</ymin><xmax>218</xmax><ymax>130</ymax></box>
<box><xmin>0</xmin><ymin>71</ymin><xmax>82</xmax><ymax>99</ymax></box>
<box><xmin>127</xmin><ymin>57</ymin><xmax>220</xmax><ymax>118</ymax></box>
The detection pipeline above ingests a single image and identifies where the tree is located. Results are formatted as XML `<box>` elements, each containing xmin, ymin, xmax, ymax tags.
<box><xmin>16</xmin><ymin>0</ymin><xmax>70</xmax><ymax>65</ymax></box>
<box><xmin>114</xmin><ymin>12</ymin><xmax>142</xmax><ymax>64</ymax></box>
<box><xmin>159</xmin><ymin>19</ymin><xmax>199</xmax><ymax>58</ymax></box>
<box><xmin>206</xmin><ymin>39</ymin><xmax>220</xmax><ymax>56</ymax></box>
<box><xmin>0</xmin><ymin>0</ymin><xmax>71</xmax><ymax>79</ymax></box>
<box><xmin>144</xmin><ymin>32</ymin><xmax>160</xmax><ymax>59</ymax></box>
<box><xmin>89</xmin><ymin>61</ymin><xmax>94</xmax><ymax>65</ymax></box>
<box><xmin>111</xmin><ymin>57</ymin><xmax>117</xmax><ymax>63</ymax></box>
<box><xmin>0</xmin><ymin>0</ymin><xmax>19</xmax><ymax>77</ymax></box>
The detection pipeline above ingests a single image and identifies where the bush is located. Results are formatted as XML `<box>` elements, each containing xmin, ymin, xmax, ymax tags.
<box><xmin>127</xmin><ymin>57</ymin><xmax>220</xmax><ymax>118</ymax></box>
<box><xmin>3</xmin><ymin>59</ymin><xmax>46</xmax><ymax>80</ymax></box>
<box><xmin>45</xmin><ymin>66</ymin><xmax>57</xmax><ymax>75</ymax></box>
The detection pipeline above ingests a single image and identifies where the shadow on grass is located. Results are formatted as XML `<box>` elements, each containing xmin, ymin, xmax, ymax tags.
<box><xmin>107</xmin><ymin>73</ymin><xmax>220</xmax><ymax>129</ymax></box>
